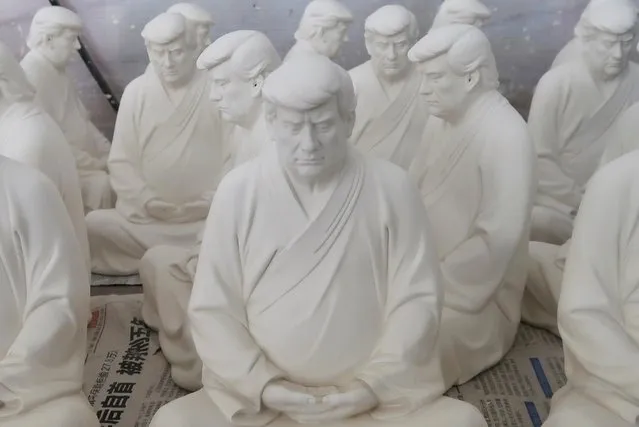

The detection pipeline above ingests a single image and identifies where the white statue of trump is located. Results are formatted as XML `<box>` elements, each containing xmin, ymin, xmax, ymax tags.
<box><xmin>349</xmin><ymin>5</ymin><xmax>426</xmax><ymax>170</ymax></box>
<box><xmin>149</xmin><ymin>55</ymin><xmax>486</xmax><ymax>427</ymax></box>
<box><xmin>140</xmin><ymin>30</ymin><xmax>281</xmax><ymax>391</ymax></box>
<box><xmin>408</xmin><ymin>24</ymin><xmax>535</xmax><ymax>388</ymax></box>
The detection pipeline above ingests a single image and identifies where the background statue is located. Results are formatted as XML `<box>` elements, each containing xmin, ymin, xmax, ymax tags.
<box><xmin>167</xmin><ymin>2</ymin><xmax>215</xmax><ymax>56</ymax></box>
<box><xmin>21</xmin><ymin>6</ymin><xmax>113</xmax><ymax>212</ymax></box>
<box><xmin>529</xmin><ymin>0</ymin><xmax>639</xmax><ymax>245</ymax></box>
<box><xmin>0</xmin><ymin>156</ymin><xmax>98</xmax><ymax>427</ymax></box>
<box><xmin>139</xmin><ymin>30</ymin><xmax>281</xmax><ymax>391</ymax></box>
<box><xmin>86</xmin><ymin>12</ymin><xmax>225</xmax><ymax>275</ymax></box>
<box><xmin>349</xmin><ymin>5</ymin><xmax>426</xmax><ymax>170</ymax></box>
<box><xmin>0</xmin><ymin>40</ymin><xmax>90</xmax><ymax>271</ymax></box>
<box><xmin>408</xmin><ymin>24</ymin><xmax>535</xmax><ymax>389</ymax></box>
<box><xmin>430</xmin><ymin>0</ymin><xmax>492</xmax><ymax>29</ymax></box>
<box><xmin>284</xmin><ymin>0</ymin><xmax>353</xmax><ymax>61</ymax></box>
<box><xmin>149</xmin><ymin>54</ymin><xmax>486</xmax><ymax>427</ymax></box>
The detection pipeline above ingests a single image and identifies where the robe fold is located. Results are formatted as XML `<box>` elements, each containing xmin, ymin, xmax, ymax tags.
<box><xmin>523</xmin><ymin>101</ymin><xmax>639</xmax><ymax>335</ymax></box>
<box><xmin>140</xmin><ymin>117</ymin><xmax>268</xmax><ymax>390</ymax></box>
<box><xmin>349</xmin><ymin>62</ymin><xmax>427</xmax><ymax>170</ymax></box>
<box><xmin>409</xmin><ymin>90</ymin><xmax>534</xmax><ymax>387</ymax></box>
<box><xmin>0</xmin><ymin>101</ymin><xmax>90</xmax><ymax>270</ymax></box>
<box><xmin>21</xmin><ymin>49</ymin><xmax>113</xmax><ymax>211</ymax></box>
<box><xmin>543</xmin><ymin>151</ymin><xmax>639</xmax><ymax>427</ymax></box>
<box><xmin>87</xmin><ymin>68</ymin><xmax>225</xmax><ymax>275</ymax></box>
<box><xmin>150</xmin><ymin>148</ymin><xmax>485</xmax><ymax>427</ymax></box>
<box><xmin>0</xmin><ymin>156</ymin><xmax>98</xmax><ymax>427</ymax></box>
<box><xmin>529</xmin><ymin>62</ymin><xmax>639</xmax><ymax>244</ymax></box>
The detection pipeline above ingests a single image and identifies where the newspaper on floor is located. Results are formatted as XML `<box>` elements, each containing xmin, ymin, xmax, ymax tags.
<box><xmin>84</xmin><ymin>295</ymin><xmax>566</xmax><ymax>427</ymax></box>
<box><xmin>91</xmin><ymin>273</ymin><xmax>142</xmax><ymax>286</ymax></box>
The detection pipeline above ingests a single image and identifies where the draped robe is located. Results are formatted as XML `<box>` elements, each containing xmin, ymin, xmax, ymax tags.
<box><xmin>0</xmin><ymin>101</ymin><xmax>90</xmax><ymax>270</ymax></box>
<box><xmin>409</xmin><ymin>91</ymin><xmax>534</xmax><ymax>387</ymax></box>
<box><xmin>140</xmin><ymin>115</ymin><xmax>268</xmax><ymax>391</ymax></box>
<box><xmin>522</xmin><ymin>100</ymin><xmax>639</xmax><ymax>335</ymax></box>
<box><xmin>0</xmin><ymin>156</ymin><xmax>98</xmax><ymax>427</ymax></box>
<box><xmin>529</xmin><ymin>62</ymin><xmax>639</xmax><ymax>244</ymax></box>
<box><xmin>20</xmin><ymin>49</ymin><xmax>113</xmax><ymax>212</ymax></box>
<box><xmin>349</xmin><ymin>61</ymin><xmax>427</xmax><ymax>170</ymax></box>
<box><xmin>86</xmin><ymin>68</ymin><xmax>225</xmax><ymax>275</ymax></box>
<box><xmin>543</xmin><ymin>151</ymin><xmax>639</xmax><ymax>427</ymax></box>
<box><xmin>149</xmin><ymin>149</ymin><xmax>486</xmax><ymax>427</ymax></box>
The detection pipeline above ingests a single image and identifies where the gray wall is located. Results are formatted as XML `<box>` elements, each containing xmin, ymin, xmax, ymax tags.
<box><xmin>1</xmin><ymin>0</ymin><xmax>603</xmax><ymax>139</ymax></box>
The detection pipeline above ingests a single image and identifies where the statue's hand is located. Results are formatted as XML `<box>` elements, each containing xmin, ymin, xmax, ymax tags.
<box><xmin>262</xmin><ymin>380</ymin><xmax>316</xmax><ymax>414</ymax></box>
<box><xmin>145</xmin><ymin>198</ymin><xmax>180</xmax><ymax>221</ymax></box>
<box><xmin>181</xmin><ymin>199</ymin><xmax>211</xmax><ymax>220</ymax></box>
<box><xmin>292</xmin><ymin>380</ymin><xmax>378</xmax><ymax>424</ymax></box>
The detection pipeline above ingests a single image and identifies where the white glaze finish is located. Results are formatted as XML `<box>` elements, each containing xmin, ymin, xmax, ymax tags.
<box><xmin>86</xmin><ymin>12</ymin><xmax>225</xmax><ymax>275</ymax></box>
<box><xmin>529</xmin><ymin>0</ymin><xmax>639</xmax><ymax>244</ymax></box>
<box><xmin>140</xmin><ymin>30</ymin><xmax>281</xmax><ymax>391</ymax></box>
<box><xmin>408</xmin><ymin>24</ymin><xmax>534</xmax><ymax>388</ymax></box>
<box><xmin>20</xmin><ymin>6</ymin><xmax>113</xmax><ymax>212</ymax></box>
<box><xmin>0</xmin><ymin>156</ymin><xmax>97</xmax><ymax>427</ymax></box>
<box><xmin>543</xmin><ymin>150</ymin><xmax>639</xmax><ymax>426</ymax></box>
<box><xmin>150</xmin><ymin>54</ymin><xmax>485</xmax><ymax>427</ymax></box>
<box><xmin>349</xmin><ymin>5</ymin><xmax>426</xmax><ymax>170</ymax></box>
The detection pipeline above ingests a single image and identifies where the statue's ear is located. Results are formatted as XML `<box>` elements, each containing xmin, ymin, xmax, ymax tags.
<box><xmin>251</xmin><ymin>74</ymin><xmax>265</xmax><ymax>98</ymax></box>
<box><xmin>466</xmin><ymin>70</ymin><xmax>480</xmax><ymax>92</ymax></box>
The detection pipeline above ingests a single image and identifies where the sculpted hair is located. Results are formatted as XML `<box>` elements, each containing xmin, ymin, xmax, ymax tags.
<box><xmin>27</xmin><ymin>6</ymin><xmax>82</xmax><ymax>50</ymax></box>
<box><xmin>0</xmin><ymin>41</ymin><xmax>36</xmax><ymax>103</ymax></box>
<box><xmin>294</xmin><ymin>0</ymin><xmax>353</xmax><ymax>41</ymax></box>
<box><xmin>408</xmin><ymin>24</ymin><xmax>499</xmax><ymax>90</ymax></box>
<box><xmin>166</xmin><ymin>3</ymin><xmax>214</xmax><ymax>24</ymax></box>
<box><xmin>575</xmin><ymin>0</ymin><xmax>637</xmax><ymax>40</ymax></box>
<box><xmin>197</xmin><ymin>30</ymin><xmax>281</xmax><ymax>81</ymax></box>
<box><xmin>262</xmin><ymin>55</ymin><xmax>355</xmax><ymax>120</ymax></box>
<box><xmin>431</xmin><ymin>0</ymin><xmax>492</xmax><ymax>28</ymax></box>
<box><xmin>141</xmin><ymin>13</ymin><xmax>188</xmax><ymax>46</ymax></box>
<box><xmin>364</xmin><ymin>5</ymin><xmax>419</xmax><ymax>41</ymax></box>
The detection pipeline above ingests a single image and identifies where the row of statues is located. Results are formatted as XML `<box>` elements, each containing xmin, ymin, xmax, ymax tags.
<box><xmin>2</xmin><ymin>0</ymin><xmax>639</xmax><ymax>426</ymax></box>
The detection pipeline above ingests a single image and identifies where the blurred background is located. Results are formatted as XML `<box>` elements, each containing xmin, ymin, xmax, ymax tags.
<box><xmin>0</xmin><ymin>0</ymin><xmax>620</xmax><ymax>140</ymax></box>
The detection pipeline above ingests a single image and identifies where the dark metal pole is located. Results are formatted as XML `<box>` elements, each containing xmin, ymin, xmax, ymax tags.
<box><xmin>48</xmin><ymin>0</ymin><xmax>120</xmax><ymax>111</ymax></box>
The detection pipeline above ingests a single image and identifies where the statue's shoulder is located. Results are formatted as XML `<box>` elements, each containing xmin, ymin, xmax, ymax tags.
<box><xmin>348</xmin><ymin>60</ymin><xmax>372</xmax><ymax>79</ymax></box>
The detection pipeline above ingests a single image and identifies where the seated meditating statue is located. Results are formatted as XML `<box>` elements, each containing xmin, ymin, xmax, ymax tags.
<box><xmin>348</xmin><ymin>5</ymin><xmax>426</xmax><ymax>170</ymax></box>
<box><xmin>523</xmin><ymin>100</ymin><xmax>639</xmax><ymax>335</ymax></box>
<box><xmin>166</xmin><ymin>3</ymin><xmax>214</xmax><ymax>56</ymax></box>
<box><xmin>0</xmin><ymin>41</ymin><xmax>90</xmax><ymax>270</ymax></box>
<box><xmin>86</xmin><ymin>12</ymin><xmax>226</xmax><ymax>275</ymax></box>
<box><xmin>149</xmin><ymin>55</ymin><xmax>487</xmax><ymax>427</ymax></box>
<box><xmin>140</xmin><ymin>30</ymin><xmax>281</xmax><ymax>391</ymax></box>
<box><xmin>407</xmin><ymin>25</ymin><xmax>534</xmax><ymax>388</ymax></box>
<box><xmin>529</xmin><ymin>0</ymin><xmax>639</xmax><ymax>245</ymax></box>
<box><xmin>430</xmin><ymin>0</ymin><xmax>492</xmax><ymax>29</ymax></box>
<box><xmin>284</xmin><ymin>0</ymin><xmax>353</xmax><ymax>62</ymax></box>
<box><xmin>0</xmin><ymin>155</ymin><xmax>98</xmax><ymax>427</ymax></box>
<box><xmin>542</xmin><ymin>150</ymin><xmax>639</xmax><ymax>427</ymax></box>
<box><xmin>21</xmin><ymin>6</ymin><xmax>113</xmax><ymax>212</ymax></box>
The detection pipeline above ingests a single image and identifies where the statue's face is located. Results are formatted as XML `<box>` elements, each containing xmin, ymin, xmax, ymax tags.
<box><xmin>582</xmin><ymin>30</ymin><xmax>634</xmax><ymax>80</ymax></box>
<box><xmin>195</xmin><ymin>24</ymin><xmax>212</xmax><ymax>54</ymax></box>
<box><xmin>313</xmin><ymin>22</ymin><xmax>349</xmax><ymax>58</ymax></box>
<box><xmin>418</xmin><ymin>54</ymin><xmax>472</xmax><ymax>120</ymax></box>
<box><xmin>208</xmin><ymin>60</ymin><xmax>258</xmax><ymax>125</ymax></box>
<box><xmin>366</xmin><ymin>31</ymin><xmax>412</xmax><ymax>80</ymax></box>
<box><xmin>42</xmin><ymin>28</ymin><xmax>80</xmax><ymax>68</ymax></box>
<box><xmin>147</xmin><ymin>37</ymin><xmax>195</xmax><ymax>86</ymax></box>
<box><xmin>269</xmin><ymin>97</ymin><xmax>351</xmax><ymax>182</ymax></box>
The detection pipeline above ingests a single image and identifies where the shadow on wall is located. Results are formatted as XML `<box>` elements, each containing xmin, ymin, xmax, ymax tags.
<box><xmin>5</xmin><ymin>0</ymin><xmax>632</xmax><ymax>138</ymax></box>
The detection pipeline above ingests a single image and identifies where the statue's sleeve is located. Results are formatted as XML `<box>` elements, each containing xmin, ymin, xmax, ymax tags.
<box><xmin>558</xmin><ymin>162</ymin><xmax>639</xmax><ymax>408</ymax></box>
<box><xmin>0</xmin><ymin>173</ymin><xmax>88</xmax><ymax>418</ymax></box>
<box><xmin>357</xmin><ymin>175</ymin><xmax>446</xmax><ymax>419</ymax></box>
<box><xmin>188</xmin><ymin>174</ymin><xmax>283</xmax><ymax>426</ymax></box>
<box><xmin>529</xmin><ymin>72</ymin><xmax>583</xmax><ymax>210</ymax></box>
<box><xmin>107</xmin><ymin>83</ymin><xmax>157</xmax><ymax>219</ymax></box>
<box><xmin>598</xmin><ymin>103</ymin><xmax>639</xmax><ymax>169</ymax></box>
<box><xmin>441</xmin><ymin>125</ymin><xmax>534</xmax><ymax>313</ymax></box>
